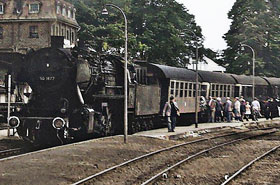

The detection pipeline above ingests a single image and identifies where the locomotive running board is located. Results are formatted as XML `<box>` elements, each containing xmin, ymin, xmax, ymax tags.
<box><xmin>19</xmin><ymin>117</ymin><xmax>54</xmax><ymax>120</ymax></box>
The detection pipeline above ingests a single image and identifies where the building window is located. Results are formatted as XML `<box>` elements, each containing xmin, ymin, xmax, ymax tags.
<box><xmin>29</xmin><ymin>3</ymin><xmax>40</xmax><ymax>13</ymax></box>
<box><xmin>68</xmin><ymin>9</ymin><xmax>71</xmax><ymax>18</ymax></box>
<box><xmin>62</xmin><ymin>7</ymin><xmax>66</xmax><ymax>16</ymax></box>
<box><xmin>29</xmin><ymin>26</ymin><xmax>39</xmax><ymax>38</ymax></box>
<box><xmin>56</xmin><ymin>26</ymin><xmax>59</xmax><ymax>35</ymax></box>
<box><xmin>61</xmin><ymin>28</ymin><xmax>64</xmax><ymax>37</ymax></box>
<box><xmin>71</xmin><ymin>31</ymin><xmax>74</xmax><ymax>43</ymax></box>
<box><xmin>0</xmin><ymin>27</ymin><xmax>3</xmax><ymax>39</ymax></box>
<box><xmin>56</xmin><ymin>5</ymin><xmax>61</xmax><ymax>14</ymax></box>
<box><xmin>73</xmin><ymin>9</ymin><xmax>76</xmax><ymax>19</ymax></box>
<box><xmin>0</xmin><ymin>4</ymin><xmax>4</xmax><ymax>14</ymax></box>
<box><xmin>66</xmin><ymin>30</ymin><xmax>69</xmax><ymax>40</ymax></box>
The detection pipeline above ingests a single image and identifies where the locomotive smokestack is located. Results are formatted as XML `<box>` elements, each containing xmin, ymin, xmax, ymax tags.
<box><xmin>51</xmin><ymin>36</ymin><xmax>64</xmax><ymax>48</ymax></box>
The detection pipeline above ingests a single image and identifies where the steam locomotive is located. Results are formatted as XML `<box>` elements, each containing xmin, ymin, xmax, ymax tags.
<box><xmin>5</xmin><ymin>40</ymin><xmax>280</xmax><ymax>145</ymax></box>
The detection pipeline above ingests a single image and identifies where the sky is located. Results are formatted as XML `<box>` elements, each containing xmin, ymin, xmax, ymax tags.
<box><xmin>176</xmin><ymin>0</ymin><xmax>236</xmax><ymax>51</ymax></box>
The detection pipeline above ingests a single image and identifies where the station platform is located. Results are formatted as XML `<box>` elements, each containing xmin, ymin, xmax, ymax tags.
<box><xmin>0</xmin><ymin>129</ymin><xmax>17</xmax><ymax>139</ymax></box>
<box><xmin>134</xmin><ymin>118</ymin><xmax>280</xmax><ymax>140</ymax></box>
<box><xmin>1</xmin><ymin>118</ymin><xmax>280</xmax><ymax>139</ymax></box>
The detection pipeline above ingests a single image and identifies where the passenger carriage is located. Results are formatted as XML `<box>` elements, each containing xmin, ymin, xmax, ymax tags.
<box><xmin>230</xmin><ymin>74</ymin><xmax>269</xmax><ymax>101</ymax></box>
<box><xmin>197</xmin><ymin>71</ymin><xmax>236</xmax><ymax>102</ymax></box>
<box><xmin>263</xmin><ymin>77</ymin><xmax>280</xmax><ymax>98</ymax></box>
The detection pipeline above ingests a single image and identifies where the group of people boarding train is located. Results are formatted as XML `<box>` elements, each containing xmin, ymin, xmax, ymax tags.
<box><xmin>203</xmin><ymin>96</ymin><xmax>280</xmax><ymax>123</ymax></box>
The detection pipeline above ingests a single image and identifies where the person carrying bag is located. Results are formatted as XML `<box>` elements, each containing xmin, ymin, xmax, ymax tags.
<box><xmin>163</xmin><ymin>96</ymin><xmax>180</xmax><ymax>132</ymax></box>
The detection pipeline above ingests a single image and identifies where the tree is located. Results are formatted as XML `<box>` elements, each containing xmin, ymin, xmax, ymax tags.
<box><xmin>67</xmin><ymin>0</ymin><xmax>204</xmax><ymax>67</ymax></box>
<box><xmin>223</xmin><ymin>0</ymin><xmax>280</xmax><ymax>77</ymax></box>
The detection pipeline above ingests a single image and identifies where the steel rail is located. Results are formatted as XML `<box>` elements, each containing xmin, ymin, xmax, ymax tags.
<box><xmin>0</xmin><ymin>148</ymin><xmax>22</xmax><ymax>157</ymax></box>
<box><xmin>221</xmin><ymin>144</ymin><xmax>280</xmax><ymax>185</ymax></box>
<box><xmin>72</xmin><ymin>129</ymin><xmax>260</xmax><ymax>185</ymax></box>
<box><xmin>141</xmin><ymin>130</ymin><xmax>278</xmax><ymax>185</ymax></box>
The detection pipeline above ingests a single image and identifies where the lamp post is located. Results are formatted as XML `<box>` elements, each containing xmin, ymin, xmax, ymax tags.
<box><xmin>182</xmin><ymin>30</ymin><xmax>199</xmax><ymax>128</ymax></box>
<box><xmin>102</xmin><ymin>4</ymin><xmax>128</xmax><ymax>143</ymax></box>
<box><xmin>241</xmin><ymin>43</ymin><xmax>255</xmax><ymax>99</ymax></box>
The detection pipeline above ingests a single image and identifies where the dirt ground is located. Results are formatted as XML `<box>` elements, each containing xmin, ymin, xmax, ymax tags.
<box><xmin>0</xmin><ymin>124</ymin><xmax>279</xmax><ymax>185</ymax></box>
<box><xmin>156</xmin><ymin>132</ymin><xmax>280</xmax><ymax>185</ymax></box>
<box><xmin>230</xmin><ymin>142</ymin><xmax>280</xmax><ymax>184</ymax></box>
<box><xmin>0</xmin><ymin>135</ymin><xmax>180</xmax><ymax>185</ymax></box>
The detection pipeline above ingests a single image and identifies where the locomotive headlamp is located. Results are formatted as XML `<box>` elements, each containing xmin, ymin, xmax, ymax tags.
<box><xmin>52</xmin><ymin>117</ymin><xmax>65</xmax><ymax>130</ymax></box>
<box><xmin>16</xmin><ymin>107</ymin><xmax>21</xmax><ymax>112</ymax></box>
<box><xmin>8</xmin><ymin>116</ymin><xmax>20</xmax><ymax>128</ymax></box>
<box><xmin>60</xmin><ymin>108</ymin><xmax>67</xmax><ymax>114</ymax></box>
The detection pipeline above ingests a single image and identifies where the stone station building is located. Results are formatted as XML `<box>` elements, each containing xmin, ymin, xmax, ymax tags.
<box><xmin>0</xmin><ymin>0</ymin><xmax>79</xmax><ymax>54</ymax></box>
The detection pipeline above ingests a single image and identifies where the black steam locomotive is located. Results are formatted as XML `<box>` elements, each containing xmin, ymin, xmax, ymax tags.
<box><xmin>5</xmin><ymin>40</ymin><xmax>280</xmax><ymax>144</ymax></box>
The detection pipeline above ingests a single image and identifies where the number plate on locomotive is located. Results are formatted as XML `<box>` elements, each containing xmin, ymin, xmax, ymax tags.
<box><xmin>39</xmin><ymin>77</ymin><xmax>55</xmax><ymax>81</ymax></box>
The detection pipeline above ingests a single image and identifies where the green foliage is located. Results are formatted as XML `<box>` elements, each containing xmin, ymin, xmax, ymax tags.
<box><xmin>223</xmin><ymin>0</ymin><xmax>280</xmax><ymax>77</ymax></box>
<box><xmin>66</xmin><ymin>0</ymin><xmax>203</xmax><ymax>67</ymax></box>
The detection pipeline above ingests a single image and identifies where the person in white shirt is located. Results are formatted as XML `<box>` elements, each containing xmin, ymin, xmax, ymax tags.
<box><xmin>251</xmin><ymin>97</ymin><xmax>261</xmax><ymax>121</ymax></box>
<box><xmin>234</xmin><ymin>97</ymin><xmax>241</xmax><ymax>121</ymax></box>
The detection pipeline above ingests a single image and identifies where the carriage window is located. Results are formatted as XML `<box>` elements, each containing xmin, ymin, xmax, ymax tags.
<box><xmin>175</xmin><ymin>82</ymin><xmax>179</xmax><ymax>97</ymax></box>
<box><xmin>184</xmin><ymin>83</ymin><xmax>188</xmax><ymax>97</ymax></box>
<box><xmin>198</xmin><ymin>84</ymin><xmax>201</xmax><ymax>96</ymax></box>
<box><xmin>220</xmin><ymin>85</ymin><xmax>224</xmax><ymax>97</ymax></box>
<box><xmin>201</xmin><ymin>85</ymin><xmax>207</xmax><ymax>97</ymax></box>
<box><xmin>189</xmin><ymin>83</ymin><xmax>193</xmax><ymax>97</ymax></box>
<box><xmin>193</xmin><ymin>84</ymin><xmax>196</xmax><ymax>97</ymax></box>
<box><xmin>227</xmin><ymin>85</ymin><xmax>231</xmax><ymax>97</ymax></box>
<box><xmin>211</xmin><ymin>84</ymin><xmax>215</xmax><ymax>97</ymax></box>
<box><xmin>170</xmin><ymin>81</ymin><xmax>175</xmax><ymax>96</ymax></box>
<box><xmin>171</xmin><ymin>81</ymin><xmax>174</xmax><ymax>88</ymax></box>
<box><xmin>180</xmin><ymin>82</ymin><xmax>184</xmax><ymax>97</ymax></box>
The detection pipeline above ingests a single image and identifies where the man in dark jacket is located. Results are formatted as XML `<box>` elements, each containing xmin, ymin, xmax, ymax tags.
<box><xmin>163</xmin><ymin>96</ymin><xmax>180</xmax><ymax>132</ymax></box>
<box><xmin>269</xmin><ymin>98</ymin><xmax>279</xmax><ymax>120</ymax></box>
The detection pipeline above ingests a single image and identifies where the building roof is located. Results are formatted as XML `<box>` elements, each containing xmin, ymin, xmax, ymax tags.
<box><xmin>187</xmin><ymin>56</ymin><xmax>226</xmax><ymax>72</ymax></box>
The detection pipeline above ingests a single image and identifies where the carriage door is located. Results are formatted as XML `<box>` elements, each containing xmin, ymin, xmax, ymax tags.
<box><xmin>201</xmin><ymin>82</ymin><xmax>210</xmax><ymax>99</ymax></box>
<box><xmin>234</xmin><ymin>85</ymin><xmax>241</xmax><ymax>98</ymax></box>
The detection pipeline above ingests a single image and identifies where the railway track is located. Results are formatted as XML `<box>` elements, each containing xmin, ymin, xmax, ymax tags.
<box><xmin>222</xmin><ymin>144</ymin><xmax>280</xmax><ymax>185</ymax></box>
<box><xmin>72</xmin><ymin>127</ymin><xmax>278</xmax><ymax>185</ymax></box>
<box><xmin>0</xmin><ymin>148</ymin><xmax>23</xmax><ymax>159</ymax></box>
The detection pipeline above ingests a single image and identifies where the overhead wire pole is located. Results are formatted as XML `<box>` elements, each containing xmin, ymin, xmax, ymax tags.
<box><xmin>241</xmin><ymin>43</ymin><xmax>255</xmax><ymax>99</ymax></box>
<box><xmin>195</xmin><ymin>40</ymin><xmax>199</xmax><ymax>128</ymax></box>
<box><xmin>102</xmin><ymin>4</ymin><xmax>128</xmax><ymax>143</ymax></box>
<box><xmin>7</xmin><ymin>74</ymin><xmax>11</xmax><ymax>137</ymax></box>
